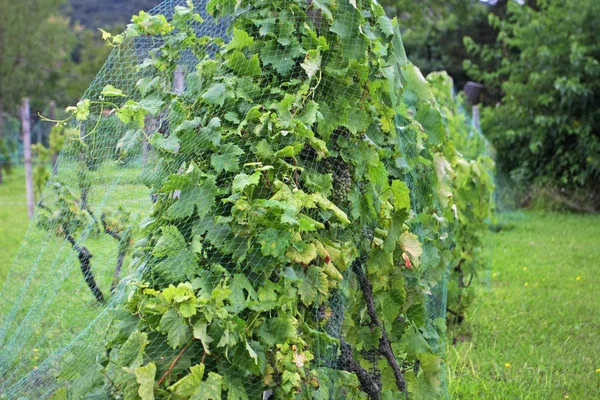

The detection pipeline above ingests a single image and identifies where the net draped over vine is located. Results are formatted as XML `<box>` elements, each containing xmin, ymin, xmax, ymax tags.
<box><xmin>0</xmin><ymin>1</ymin><xmax>494</xmax><ymax>399</ymax></box>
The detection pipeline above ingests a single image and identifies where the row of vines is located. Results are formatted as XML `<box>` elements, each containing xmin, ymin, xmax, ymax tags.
<box><xmin>36</xmin><ymin>0</ymin><xmax>494</xmax><ymax>398</ymax></box>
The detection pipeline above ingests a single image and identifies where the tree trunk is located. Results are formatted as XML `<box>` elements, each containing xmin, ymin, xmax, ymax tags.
<box><xmin>21</xmin><ymin>98</ymin><xmax>35</xmax><ymax>218</ymax></box>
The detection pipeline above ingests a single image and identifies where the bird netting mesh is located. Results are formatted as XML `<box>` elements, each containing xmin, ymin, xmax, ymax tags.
<box><xmin>0</xmin><ymin>1</ymin><xmax>494</xmax><ymax>399</ymax></box>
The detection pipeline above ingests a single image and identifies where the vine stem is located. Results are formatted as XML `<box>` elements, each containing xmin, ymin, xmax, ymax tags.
<box><xmin>352</xmin><ymin>259</ymin><xmax>408</xmax><ymax>398</ymax></box>
<box><xmin>156</xmin><ymin>342</ymin><xmax>191</xmax><ymax>387</ymax></box>
<box><xmin>339</xmin><ymin>339</ymin><xmax>380</xmax><ymax>399</ymax></box>
<box><xmin>65</xmin><ymin>233</ymin><xmax>105</xmax><ymax>303</ymax></box>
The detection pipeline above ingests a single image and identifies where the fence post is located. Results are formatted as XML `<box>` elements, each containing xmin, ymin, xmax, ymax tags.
<box><xmin>48</xmin><ymin>100</ymin><xmax>60</xmax><ymax>170</ymax></box>
<box><xmin>21</xmin><ymin>98</ymin><xmax>35</xmax><ymax>218</ymax></box>
<box><xmin>142</xmin><ymin>117</ymin><xmax>154</xmax><ymax>166</ymax></box>
<box><xmin>0</xmin><ymin>102</ymin><xmax>4</xmax><ymax>185</ymax></box>
<box><xmin>173</xmin><ymin>66</ymin><xmax>185</xmax><ymax>94</ymax></box>
<box><xmin>472</xmin><ymin>105</ymin><xmax>481</xmax><ymax>132</ymax></box>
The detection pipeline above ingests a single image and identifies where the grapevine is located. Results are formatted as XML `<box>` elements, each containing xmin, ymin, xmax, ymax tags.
<box><xmin>52</xmin><ymin>1</ymin><xmax>494</xmax><ymax>399</ymax></box>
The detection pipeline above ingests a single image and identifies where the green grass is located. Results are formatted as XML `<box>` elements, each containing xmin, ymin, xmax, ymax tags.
<box><xmin>0</xmin><ymin>168</ymin><xmax>30</xmax><ymax>282</ymax></box>
<box><xmin>0</xmin><ymin>163</ymin><xmax>151</xmax><ymax>384</ymax></box>
<box><xmin>2</xmin><ymin>169</ymin><xmax>600</xmax><ymax>398</ymax></box>
<box><xmin>448</xmin><ymin>211</ymin><xmax>600</xmax><ymax>399</ymax></box>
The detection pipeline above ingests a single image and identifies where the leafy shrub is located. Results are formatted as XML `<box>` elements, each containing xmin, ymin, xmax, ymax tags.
<box><xmin>465</xmin><ymin>0</ymin><xmax>600</xmax><ymax>210</ymax></box>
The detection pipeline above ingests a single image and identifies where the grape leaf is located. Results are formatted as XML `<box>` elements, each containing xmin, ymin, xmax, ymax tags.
<box><xmin>153</xmin><ymin>225</ymin><xmax>186</xmax><ymax>257</ymax></box>
<box><xmin>154</xmin><ymin>248</ymin><xmax>198</xmax><ymax>282</ymax></box>
<box><xmin>298</xmin><ymin>100</ymin><xmax>321</xmax><ymax>126</ymax></box>
<box><xmin>258</xmin><ymin>228</ymin><xmax>292</xmax><ymax>258</ymax></box>
<box><xmin>245</xmin><ymin>340</ymin><xmax>259</xmax><ymax>365</ymax></box>
<box><xmin>196</xmin><ymin>372</ymin><xmax>223</xmax><ymax>400</ymax></box>
<box><xmin>193</xmin><ymin>320</ymin><xmax>214</xmax><ymax>354</ymax></box>
<box><xmin>330</xmin><ymin>14</ymin><xmax>354</xmax><ymax>39</ymax></box>
<box><xmin>399</xmin><ymin>326</ymin><xmax>431</xmax><ymax>359</ymax></box>
<box><xmin>300</xmin><ymin>51</ymin><xmax>322</xmax><ymax>79</ymax></box>
<box><xmin>310</xmin><ymin>1</ymin><xmax>333</xmax><ymax>22</ymax></box>
<box><xmin>257</xmin><ymin>315</ymin><xmax>297</xmax><ymax>347</ymax></box>
<box><xmin>366</xmin><ymin>248</ymin><xmax>394</xmax><ymax>291</ymax></box>
<box><xmin>377</xmin><ymin>16</ymin><xmax>394</xmax><ymax>37</ymax></box>
<box><xmin>232</xmin><ymin>171</ymin><xmax>262</xmax><ymax>193</ymax></box>
<box><xmin>415</xmin><ymin>102</ymin><xmax>446</xmax><ymax>146</ymax></box>
<box><xmin>356</xmin><ymin>326</ymin><xmax>381</xmax><ymax>350</ymax></box>
<box><xmin>202</xmin><ymin>83</ymin><xmax>233</xmax><ymax>107</ymax></box>
<box><xmin>383</xmin><ymin>211</ymin><xmax>407</xmax><ymax>253</ymax></box>
<box><xmin>150</xmin><ymin>132</ymin><xmax>180</xmax><ymax>153</ymax></box>
<box><xmin>138</xmin><ymin>96</ymin><xmax>165</xmax><ymax>116</ymax></box>
<box><xmin>376</xmin><ymin>289</ymin><xmax>405</xmax><ymax>325</ymax></box>
<box><xmin>135</xmin><ymin>363</ymin><xmax>156</xmax><ymax>400</ymax></box>
<box><xmin>101</xmin><ymin>84</ymin><xmax>126</xmax><ymax>97</ymax></box>
<box><xmin>229</xmin><ymin>273</ymin><xmax>257</xmax><ymax>313</ymax></box>
<box><xmin>225</xmin><ymin>52</ymin><xmax>262</xmax><ymax>78</ymax></box>
<box><xmin>211</xmin><ymin>143</ymin><xmax>244</xmax><ymax>173</ymax></box>
<box><xmin>167</xmin><ymin>177</ymin><xmax>218</xmax><ymax>219</ymax></box>
<box><xmin>261</xmin><ymin>39</ymin><xmax>304</xmax><ymax>75</ymax></box>
<box><xmin>224</xmin><ymin>374</ymin><xmax>249</xmax><ymax>400</ymax></box>
<box><xmin>402</xmin><ymin>63</ymin><xmax>434</xmax><ymax>102</ymax></box>
<box><xmin>391</xmin><ymin>180</ymin><xmax>411</xmax><ymax>211</ymax></box>
<box><xmin>257</xmin><ymin>280</ymin><xmax>278</xmax><ymax>302</ymax></box>
<box><xmin>116</xmin><ymin>332</ymin><xmax>148</xmax><ymax>368</ymax></box>
<box><xmin>152</xmin><ymin>225</ymin><xmax>199</xmax><ymax>281</ymax></box>
<box><xmin>170</xmin><ymin>364</ymin><xmax>205</xmax><ymax>397</ymax></box>
<box><xmin>399</xmin><ymin>232</ymin><xmax>423</xmax><ymax>267</ymax></box>
<box><xmin>117</xmin><ymin>129</ymin><xmax>142</xmax><ymax>155</ymax></box>
<box><xmin>225</xmin><ymin>28</ymin><xmax>255</xmax><ymax>51</ymax></box>
<box><xmin>117</xmin><ymin>100</ymin><xmax>147</xmax><ymax>127</ymax></box>
<box><xmin>286</xmin><ymin>242</ymin><xmax>318</xmax><ymax>264</ymax></box>
<box><xmin>159</xmin><ymin>308</ymin><xmax>191</xmax><ymax>349</ymax></box>
<box><xmin>298</xmin><ymin>266</ymin><xmax>328</xmax><ymax>305</ymax></box>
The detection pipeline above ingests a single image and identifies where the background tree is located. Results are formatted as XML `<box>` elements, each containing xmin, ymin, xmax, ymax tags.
<box><xmin>47</xmin><ymin>25</ymin><xmax>113</xmax><ymax>108</ymax></box>
<box><xmin>379</xmin><ymin>0</ymin><xmax>505</xmax><ymax>92</ymax></box>
<box><xmin>465</xmin><ymin>0</ymin><xmax>600</xmax><ymax>210</ymax></box>
<box><xmin>0</xmin><ymin>0</ymin><xmax>73</xmax><ymax>183</ymax></box>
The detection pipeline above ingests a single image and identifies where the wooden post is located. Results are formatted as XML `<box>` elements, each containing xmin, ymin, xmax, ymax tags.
<box><xmin>49</xmin><ymin>100</ymin><xmax>59</xmax><ymax>170</ymax></box>
<box><xmin>472</xmin><ymin>105</ymin><xmax>481</xmax><ymax>132</ymax></box>
<box><xmin>0</xmin><ymin>102</ymin><xmax>4</xmax><ymax>185</ymax></box>
<box><xmin>36</xmin><ymin>120</ymin><xmax>42</xmax><ymax>146</ymax></box>
<box><xmin>21</xmin><ymin>98</ymin><xmax>35</xmax><ymax>218</ymax></box>
<box><xmin>173</xmin><ymin>66</ymin><xmax>185</xmax><ymax>94</ymax></box>
<box><xmin>48</xmin><ymin>100</ymin><xmax>56</xmax><ymax>147</ymax></box>
<box><xmin>142</xmin><ymin>117</ymin><xmax>154</xmax><ymax>166</ymax></box>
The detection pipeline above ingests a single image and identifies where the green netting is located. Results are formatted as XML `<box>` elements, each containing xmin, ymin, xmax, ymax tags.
<box><xmin>0</xmin><ymin>1</ymin><xmax>494</xmax><ymax>399</ymax></box>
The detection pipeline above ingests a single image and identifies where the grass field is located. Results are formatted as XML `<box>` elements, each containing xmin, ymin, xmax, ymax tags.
<box><xmin>0</xmin><ymin>164</ymin><xmax>151</xmax><ymax>388</ymax></box>
<box><xmin>0</xmin><ymin>168</ymin><xmax>30</xmax><ymax>282</ymax></box>
<box><xmin>1</xmin><ymin>169</ymin><xmax>599</xmax><ymax>398</ymax></box>
<box><xmin>448</xmin><ymin>211</ymin><xmax>600</xmax><ymax>399</ymax></box>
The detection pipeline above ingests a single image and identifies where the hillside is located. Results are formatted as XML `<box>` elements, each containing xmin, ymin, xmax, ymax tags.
<box><xmin>68</xmin><ymin>0</ymin><xmax>162</xmax><ymax>29</ymax></box>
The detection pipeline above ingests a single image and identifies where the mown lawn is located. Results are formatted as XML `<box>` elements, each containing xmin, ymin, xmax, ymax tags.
<box><xmin>2</xmin><ymin>171</ymin><xmax>599</xmax><ymax>398</ymax></box>
<box><xmin>448</xmin><ymin>211</ymin><xmax>600</xmax><ymax>399</ymax></box>
<box><xmin>0</xmin><ymin>164</ymin><xmax>151</xmax><ymax>386</ymax></box>
<box><xmin>0</xmin><ymin>168</ymin><xmax>30</xmax><ymax>282</ymax></box>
